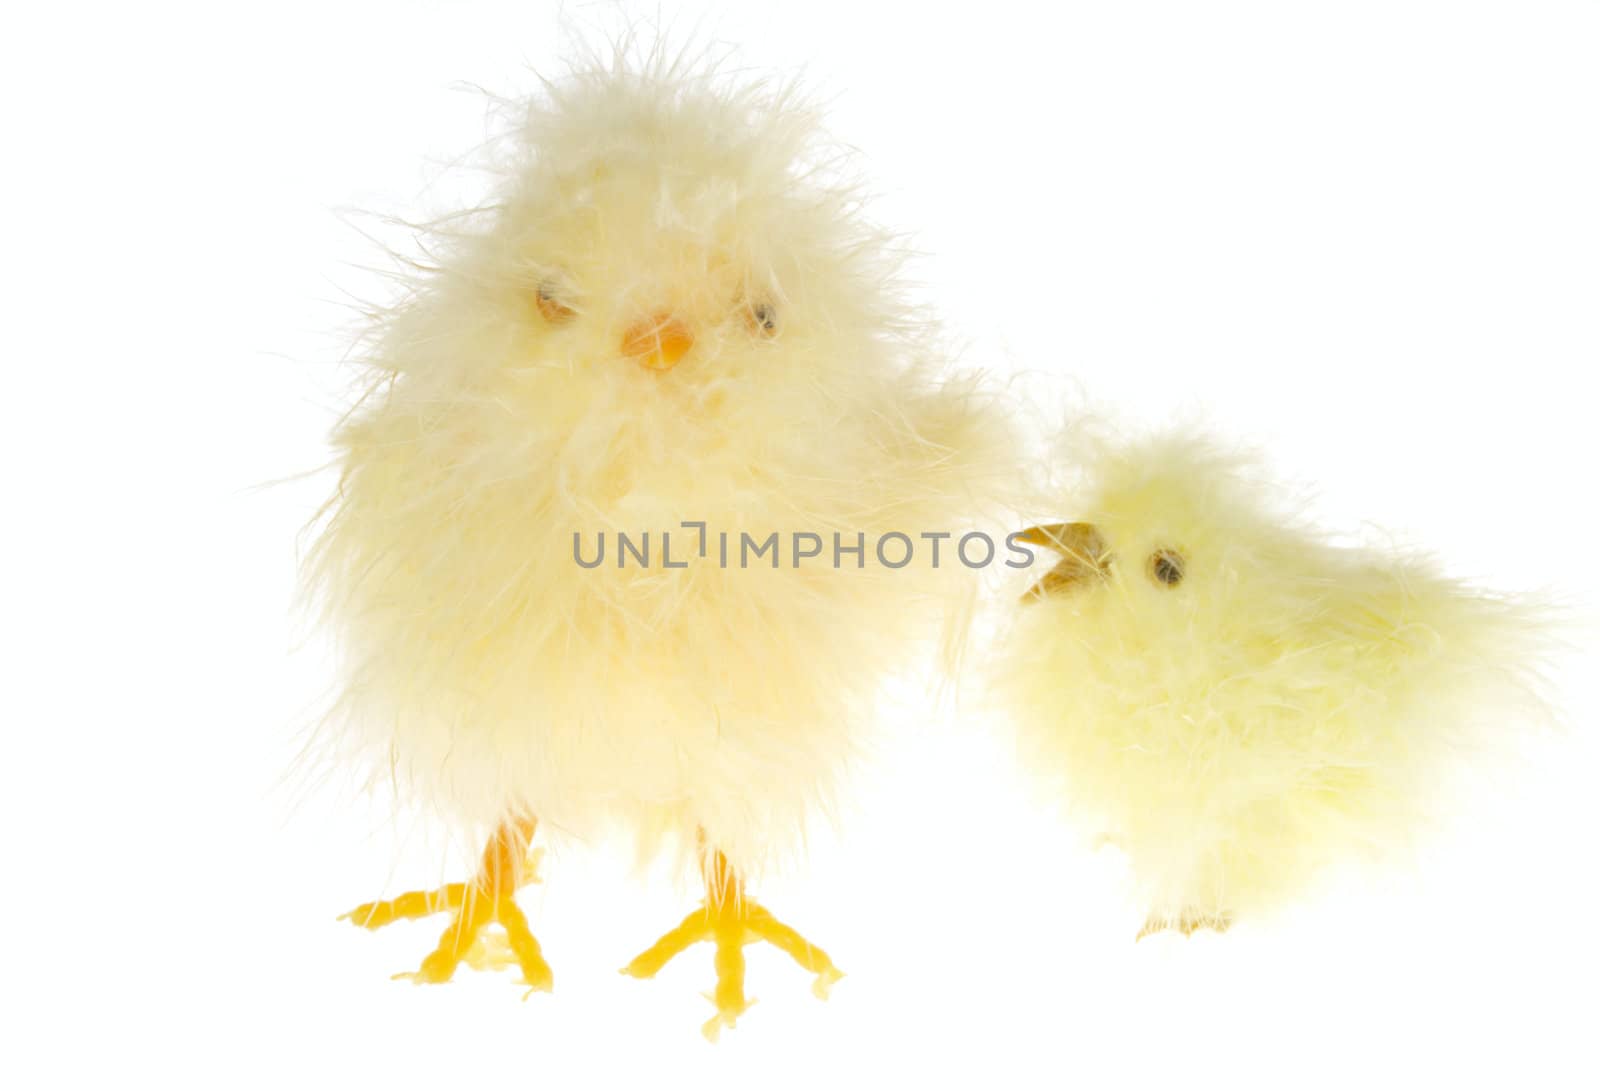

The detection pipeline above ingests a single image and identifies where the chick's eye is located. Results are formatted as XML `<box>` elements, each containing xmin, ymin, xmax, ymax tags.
<box><xmin>1148</xmin><ymin>549</ymin><xmax>1185</xmax><ymax>587</ymax></box>
<box><xmin>745</xmin><ymin>301</ymin><xmax>778</xmax><ymax>337</ymax></box>
<box><xmin>535</xmin><ymin>279</ymin><xmax>576</xmax><ymax>323</ymax></box>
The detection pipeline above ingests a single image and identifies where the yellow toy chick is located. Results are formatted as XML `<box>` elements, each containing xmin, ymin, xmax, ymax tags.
<box><xmin>308</xmin><ymin>50</ymin><xmax>1006</xmax><ymax>1038</ymax></box>
<box><xmin>998</xmin><ymin>430</ymin><xmax>1552</xmax><ymax>938</ymax></box>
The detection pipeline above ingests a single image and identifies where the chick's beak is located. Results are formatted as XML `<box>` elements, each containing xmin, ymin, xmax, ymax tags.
<box><xmin>1018</xmin><ymin>522</ymin><xmax>1112</xmax><ymax>602</ymax></box>
<box><xmin>621</xmin><ymin>314</ymin><xmax>694</xmax><ymax>372</ymax></box>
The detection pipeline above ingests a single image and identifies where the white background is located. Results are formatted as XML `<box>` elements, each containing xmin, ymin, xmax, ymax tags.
<box><xmin>6</xmin><ymin>2</ymin><xmax>1598</xmax><ymax>1087</ymax></box>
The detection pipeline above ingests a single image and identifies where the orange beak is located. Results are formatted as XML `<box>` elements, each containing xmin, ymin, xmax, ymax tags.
<box><xmin>621</xmin><ymin>314</ymin><xmax>694</xmax><ymax>372</ymax></box>
<box><xmin>1017</xmin><ymin>522</ymin><xmax>1112</xmax><ymax>602</ymax></box>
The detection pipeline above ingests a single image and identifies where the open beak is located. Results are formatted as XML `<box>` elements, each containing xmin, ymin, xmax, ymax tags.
<box><xmin>1017</xmin><ymin>522</ymin><xmax>1111</xmax><ymax>602</ymax></box>
<box><xmin>621</xmin><ymin>314</ymin><xmax>694</xmax><ymax>372</ymax></box>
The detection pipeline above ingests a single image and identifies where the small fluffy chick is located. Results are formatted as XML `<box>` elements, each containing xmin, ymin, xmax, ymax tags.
<box><xmin>309</xmin><ymin>52</ymin><xmax>1006</xmax><ymax>1036</ymax></box>
<box><xmin>997</xmin><ymin>430</ymin><xmax>1552</xmax><ymax>937</ymax></box>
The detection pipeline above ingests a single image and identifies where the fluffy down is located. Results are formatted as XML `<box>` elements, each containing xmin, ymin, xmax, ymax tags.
<box><xmin>307</xmin><ymin>53</ymin><xmax>1011</xmax><ymax>876</ymax></box>
<box><xmin>996</xmin><ymin>429</ymin><xmax>1553</xmax><ymax>927</ymax></box>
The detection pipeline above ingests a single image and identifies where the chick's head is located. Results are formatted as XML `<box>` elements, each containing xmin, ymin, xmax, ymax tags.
<box><xmin>1015</xmin><ymin>434</ymin><xmax>1322</xmax><ymax>694</ymax></box>
<box><xmin>364</xmin><ymin>63</ymin><xmax>916</xmax><ymax>494</ymax></box>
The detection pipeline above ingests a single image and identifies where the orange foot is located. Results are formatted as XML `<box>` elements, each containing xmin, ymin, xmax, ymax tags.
<box><xmin>1136</xmin><ymin>910</ymin><xmax>1234</xmax><ymax>941</ymax></box>
<box><xmin>621</xmin><ymin>848</ymin><xmax>843</xmax><ymax>1041</ymax></box>
<box><xmin>342</xmin><ymin>818</ymin><xmax>553</xmax><ymax>994</ymax></box>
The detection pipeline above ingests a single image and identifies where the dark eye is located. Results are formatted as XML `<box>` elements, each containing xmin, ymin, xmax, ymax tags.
<box><xmin>1148</xmin><ymin>549</ymin><xmax>1185</xmax><ymax>587</ymax></box>
<box><xmin>746</xmin><ymin>301</ymin><xmax>779</xmax><ymax>337</ymax></box>
<box><xmin>535</xmin><ymin>279</ymin><xmax>576</xmax><ymax>323</ymax></box>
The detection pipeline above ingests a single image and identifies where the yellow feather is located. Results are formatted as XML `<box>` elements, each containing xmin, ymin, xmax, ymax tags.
<box><xmin>996</xmin><ymin>429</ymin><xmax>1555</xmax><ymax>928</ymax></box>
<box><xmin>305</xmin><ymin>53</ymin><xmax>1013</xmax><ymax>877</ymax></box>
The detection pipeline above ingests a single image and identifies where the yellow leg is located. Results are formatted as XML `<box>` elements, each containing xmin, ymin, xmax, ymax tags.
<box><xmin>1136</xmin><ymin>910</ymin><xmax>1234</xmax><ymax>941</ymax></box>
<box><xmin>620</xmin><ymin>842</ymin><xmax>843</xmax><ymax>1041</ymax></box>
<box><xmin>341</xmin><ymin>818</ymin><xmax>553</xmax><ymax>994</ymax></box>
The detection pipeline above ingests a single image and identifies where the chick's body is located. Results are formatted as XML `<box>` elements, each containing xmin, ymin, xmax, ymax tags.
<box><xmin>312</xmin><ymin>60</ymin><xmax>1005</xmax><ymax>1029</ymax></box>
<box><xmin>1000</xmin><ymin>434</ymin><xmax>1548</xmax><ymax>933</ymax></box>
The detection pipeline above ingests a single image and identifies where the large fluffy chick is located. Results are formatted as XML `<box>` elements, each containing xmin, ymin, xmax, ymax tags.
<box><xmin>308</xmin><ymin>51</ymin><xmax>1008</xmax><ymax>1034</ymax></box>
<box><xmin>997</xmin><ymin>430</ymin><xmax>1553</xmax><ymax>936</ymax></box>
